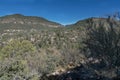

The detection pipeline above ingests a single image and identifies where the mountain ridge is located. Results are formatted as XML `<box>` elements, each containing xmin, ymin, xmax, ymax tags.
<box><xmin>0</xmin><ymin>14</ymin><xmax>119</xmax><ymax>30</ymax></box>
<box><xmin>0</xmin><ymin>14</ymin><xmax>63</xmax><ymax>28</ymax></box>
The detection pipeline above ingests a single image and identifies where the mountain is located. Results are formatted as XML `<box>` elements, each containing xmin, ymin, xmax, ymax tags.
<box><xmin>0</xmin><ymin>14</ymin><xmax>120</xmax><ymax>80</ymax></box>
<box><xmin>0</xmin><ymin>14</ymin><xmax>63</xmax><ymax>30</ymax></box>
<box><xmin>67</xmin><ymin>17</ymin><xmax>120</xmax><ymax>29</ymax></box>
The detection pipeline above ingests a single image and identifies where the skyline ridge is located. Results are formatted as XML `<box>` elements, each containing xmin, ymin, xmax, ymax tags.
<box><xmin>0</xmin><ymin>13</ymin><xmax>118</xmax><ymax>25</ymax></box>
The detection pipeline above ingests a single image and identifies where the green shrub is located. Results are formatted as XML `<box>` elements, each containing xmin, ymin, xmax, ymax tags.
<box><xmin>0</xmin><ymin>39</ymin><xmax>36</xmax><ymax>59</ymax></box>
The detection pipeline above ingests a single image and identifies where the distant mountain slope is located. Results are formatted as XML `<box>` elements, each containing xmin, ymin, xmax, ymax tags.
<box><xmin>67</xmin><ymin>17</ymin><xmax>120</xmax><ymax>29</ymax></box>
<box><xmin>0</xmin><ymin>14</ymin><xmax>119</xmax><ymax>32</ymax></box>
<box><xmin>0</xmin><ymin>14</ymin><xmax>63</xmax><ymax>30</ymax></box>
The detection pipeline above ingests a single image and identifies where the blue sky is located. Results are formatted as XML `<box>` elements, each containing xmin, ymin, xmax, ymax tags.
<box><xmin>0</xmin><ymin>0</ymin><xmax>120</xmax><ymax>25</ymax></box>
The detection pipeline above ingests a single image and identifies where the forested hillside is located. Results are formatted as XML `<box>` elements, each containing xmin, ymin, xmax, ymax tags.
<box><xmin>0</xmin><ymin>14</ymin><xmax>120</xmax><ymax>80</ymax></box>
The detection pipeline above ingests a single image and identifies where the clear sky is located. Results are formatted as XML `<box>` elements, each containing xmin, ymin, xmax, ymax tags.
<box><xmin>0</xmin><ymin>0</ymin><xmax>119</xmax><ymax>25</ymax></box>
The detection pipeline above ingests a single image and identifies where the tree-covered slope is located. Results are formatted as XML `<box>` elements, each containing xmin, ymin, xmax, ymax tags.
<box><xmin>0</xmin><ymin>14</ymin><xmax>120</xmax><ymax>80</ymax></box>
<box><xmin>0</xmin><ymin>14</ymin><xmax>63</xmax><ymax>31</ymax></box>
